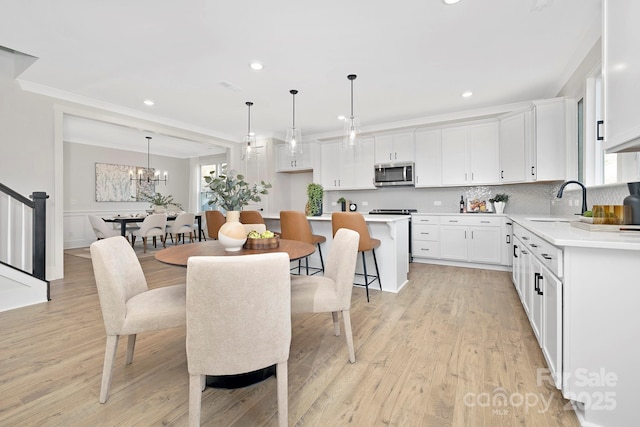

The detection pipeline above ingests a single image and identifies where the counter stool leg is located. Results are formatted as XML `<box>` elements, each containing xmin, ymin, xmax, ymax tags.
<box><xmin>361</xmin><ymin>252</ymin><xmax>370</xmax><ymax>302</ymax></box>
<box><xmin>317</xmin><ymin>244</ymin><xmax>325</xmax><ymax>272</ymax></box>
<box><xmin>372</xmin><ymin>249</ymin><xmax>382</xmax><ymax>291</ymax></box>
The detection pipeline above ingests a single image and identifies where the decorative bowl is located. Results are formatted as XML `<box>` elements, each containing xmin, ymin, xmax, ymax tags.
<box><xmin>244</xmin><ymin>236</ymin><xmax>280</xmax><ymax>249</ymax></box>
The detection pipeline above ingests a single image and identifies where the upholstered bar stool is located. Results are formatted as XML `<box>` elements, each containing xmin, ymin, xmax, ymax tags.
<box><xmin>239</xmin><ymin>210</ymin><xmax>265</xmax><ymax>225</ymax></box>
<box><xmin>279</xmin><ymin>211</ymin><xmax>326</xmax><ymax>275</ymax></box>
<box><xmin>331</xmin><ymin>212</ymin><xmax>381</xmax><ymax>302</ymax></box>
<box><xmin>205</xmin><ymin>210</ymin><xmax>225</xmax><ymax>239</ymax></box>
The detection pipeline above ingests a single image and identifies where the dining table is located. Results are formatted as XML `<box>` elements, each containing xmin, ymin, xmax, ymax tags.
<box><xmin>154</xmin><ymin>238</ymin><xmax>315</xmax><ymax>266</ymax></box>
<box><xmin>154</xmin><ymin>238</ymin><xmax>316</xmax><ymax>389</ymax></box>
<box><xmin>103</xmin><ymin>213</ymin><xmax>203</xmax><ymax>241</ymax></box>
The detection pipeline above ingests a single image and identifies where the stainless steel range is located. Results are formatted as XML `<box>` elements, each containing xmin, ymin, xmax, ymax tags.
<box><xmin>369</xmin><ymin>209</ymin><xmax>417</xmax><ymax>261</ymax></box>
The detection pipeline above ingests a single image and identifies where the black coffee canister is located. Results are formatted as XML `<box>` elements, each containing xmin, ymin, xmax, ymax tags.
<box><xmin>623</xmin><ymin>181</ymin><xmax>640</xmax><ymax>225</ymax></box>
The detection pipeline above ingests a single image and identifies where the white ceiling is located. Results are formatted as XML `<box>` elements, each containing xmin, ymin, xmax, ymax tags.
<box><xmin>1</xmin><ymin>0</ymin><xmax>602</xmax><ymax>158</ymax></box>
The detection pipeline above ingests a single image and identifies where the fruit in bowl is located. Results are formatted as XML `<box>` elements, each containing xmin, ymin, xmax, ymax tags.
<box><xmin>247</xmin><ymin>230</ymin><xmax>275</xmax><ymax>239</ymax></box>
<box><xmin>244</xmin><ymin>229</ymin><xmax>279</xmax><ymax>249</ymax></box>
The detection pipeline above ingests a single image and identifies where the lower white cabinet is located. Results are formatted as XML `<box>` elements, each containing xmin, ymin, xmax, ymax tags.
<box><xmin>412</xmin><ymin>214</ymin><xmax>508</xmax><ymax>267</ymax></box>
<box><xmin>512</xmin><ymin>222</ymin><xmax>563</xmax><ymax>389</ymax></box>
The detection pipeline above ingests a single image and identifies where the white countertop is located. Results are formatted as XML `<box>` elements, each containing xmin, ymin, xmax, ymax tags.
<box><xmin>509</xmin><ymin>214</ymin><xmax>640</xmax><ymax>251</ymax></box>
<box><xmin>262</xmin><ymin>213</ymin><xmax>410</xmax><ymax>223</ymax></box>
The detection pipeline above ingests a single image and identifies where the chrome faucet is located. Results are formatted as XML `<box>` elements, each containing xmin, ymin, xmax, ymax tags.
<box><xmin>556</xmin><ymin>180</ymin><xmax>588</xmax><ymax>214</ymax></box>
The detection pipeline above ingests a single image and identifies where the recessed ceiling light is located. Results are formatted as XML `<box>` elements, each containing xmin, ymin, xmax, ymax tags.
<box><xmin>143</xmin><ymin>99</ymin><xmax>154</xmax><ymax>106</ymax></box>
<box><xmin>442</xmin><ymin>0</ymin><xmax>461</xmax><ymax>4</ymax></box>
<box><xmin>462</xmin><ymin>91</ymin><xmax>473</xmax><ymax>98</ymax></box>
<box><xmin>337</xmin><ymin>115</ymin><xmax>346</xmax><ymax>121</ymax></box>
<box><xmin>249</xmin><ymin>61</ymin><xmax>263</xmax><ymax>71</ymax></box>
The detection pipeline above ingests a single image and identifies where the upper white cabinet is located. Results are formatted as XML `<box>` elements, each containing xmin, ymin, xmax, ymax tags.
<box><xmin>499</xmin><ymin>111</ymin><xmax>529</xmax><ymax>183</ymax></box>
<box><xmin>603</xmin><ymin>0</ymin><xmax>640</xmax><ymax>153</ymax></box>
<box><xmin>275</xmin><ymin>142</ymin><xmax>315</xmax><ymax>172</ymax></box>
<box><xmin>321</xmin><ymin>137</ymin><xmax>375</xmax><ymax>190</ymax></box>
<box><xmin>374</xmin><ymin>132</ymin><xmax>414</xmax><ymax>164</ymax></box>
<box><xmin>414</xmin><ymin>129</ymin><xmax>441</xmax><ymax>187</ymax></box>
<box><xmin>441</xmin><ymin>122</ymin><xmax>500</xmax><ymax>185</ymax></box>
<box><xmin>529</xmin><ymin>98</ymin><xmax>567</xmax><ymax>181</ymax></box>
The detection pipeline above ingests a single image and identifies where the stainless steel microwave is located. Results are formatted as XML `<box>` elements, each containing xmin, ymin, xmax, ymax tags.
<box><xmin>373</xmin><ymin>162</ymin><xmax>415</xmax><ymax>187</ymax></box>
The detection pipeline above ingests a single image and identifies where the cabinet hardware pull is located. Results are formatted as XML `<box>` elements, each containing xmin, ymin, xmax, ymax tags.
<box><xmin>522</xmin><ymin>236</ymin><xmax>529</xmax><ymax>240</ymax></box>
<box><xmin>521</xmin><ymin>250</ymin><xmax>529</xmax><ymax>254</ymax></box>
<box><xmin>530</xmin><ymin>243</ymin><xmax>538</xmax><ymax>248</ymax></box>
<box><xmin>501</xmin><ymin>170</ymin><xmax>504</xmax><ymax>179</ymax></box>
<box><xmin>541</xmin><ymin>253</ymin><xmax>552</xmax><ymax>260</ymax></box>
<box><xmin>464</xmin><ymin>230</ymin><xmax>467</xmax><ymax>239</ymax></box>
<box><xmin>481</xmin><ymin>220</ymin><xmax>490</xmax><ymax>223</ymax></box>
<box><xmin>421</xmin><ymin>248</ymin><xmax>429</xmax><ymax>251</ymax></box>
<box><xmin>531</xmin><ymin>166</ymin><xmax>535</xmax><ymax>176</ymax></box>
<box><xmin>534</xmin><ymin>272</ymin><xmax>540</xmax><ymax>293</ymax></box>
<box><xmin>513</xmin><ymin>244</ymin><xmax>518</xmax><ymax>257</ymax></box>
<box><xmin>537</xmin><ymin>275</ymin><xmax>544</xmax><ymax>295</ymax></box>
<box><xmin>506</xmin><ymin>235</ymin><xmax>511</xmax><ymax>244</ymax></box>
<box><xmin>421</xmin><ymin>232</ymin><xmax>430</xmax><ymax>235</ymax></box>
<box><xmin>449</xmin><ymin>220</ymin><xmax>458</xmax><ymax>222</ymax></box>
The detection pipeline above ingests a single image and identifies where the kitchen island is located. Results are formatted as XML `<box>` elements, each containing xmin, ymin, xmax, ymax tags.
<box><xmin>263</xmin><ymin>213</ymin><xmax>410</xmax><ymax>293</ymax></box>
<box><xmin>509</xmin><ymin>215</ymin><xmax>640</xmax><ymax>427</ymax></box>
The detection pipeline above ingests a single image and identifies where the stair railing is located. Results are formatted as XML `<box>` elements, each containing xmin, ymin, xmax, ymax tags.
<box><xmin>0</xmin><ymin>183</ymin><xmax>49</xmax><ymax>283</ymax></box>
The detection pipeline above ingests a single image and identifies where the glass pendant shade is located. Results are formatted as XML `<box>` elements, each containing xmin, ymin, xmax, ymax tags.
<box><xmin>286</xmin><ymin>89</ymin><xmax>302</xmax><ymax>157</ymax></box>
<box><xmin>343</xmin><ymin>74</ymin><xmax>360</xmax><ymax>148</ymax></box>
<box><xmin>242</xmin><ymin>101</ymin><xmax>259</xmax><ymax>160</ymax></box>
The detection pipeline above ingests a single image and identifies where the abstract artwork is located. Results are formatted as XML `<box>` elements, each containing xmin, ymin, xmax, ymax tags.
<box><xmin>95</xmin><ymin>163</ymin><xmax>155</xmax><ymax>202</ymax></box>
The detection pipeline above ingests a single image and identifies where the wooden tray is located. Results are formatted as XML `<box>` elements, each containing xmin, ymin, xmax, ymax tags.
<box><xmin>243</xmin><ymin>236</ymin><xmax>280</xmax><ymax>249</ymax></box>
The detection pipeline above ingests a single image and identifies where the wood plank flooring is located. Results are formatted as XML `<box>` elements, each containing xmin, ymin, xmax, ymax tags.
<box><xmin>0</xmin><ymin>253</ymin><xmax>580</xmax><ymax>426</ymax></box>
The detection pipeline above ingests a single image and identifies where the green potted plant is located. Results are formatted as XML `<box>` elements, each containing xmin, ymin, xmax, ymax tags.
<box><xmin>306</xmin><ymin>183</ymin><xmax>324</xmax><ymax>216</ymax></box>
<box><xmin>137</xmin><ymin>191</ymin><xmax>183</xmax><ymax>213</ymax></box>
<box><xmin>337</xmin><ymin>197</ymin><xmax>347</xmax><ymax>212</ymax></box>
<box><xmin>489</xmin><ymin>193</ymin><xmax>509</xmax><ymax>214</ymax></box>
<box><xmin>204</xmin><ymin>166</ymin><xmax>271</xmax><ymax>220</ymax></box>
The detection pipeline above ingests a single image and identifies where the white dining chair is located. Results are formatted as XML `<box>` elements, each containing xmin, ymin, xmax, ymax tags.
<box><xmin>166</xmin><ymin>212</ymin><xmax>195</xmax><ymax>245</ymax></box>
<box><xmin>131</xmin><ymin>214</ymin><xmax>168</xmax><ymax>253</ymax></box>
<box><xmin>88</xmin><ymin>215</ymin><xmax>122</xmax><ymax>241</ymax></box>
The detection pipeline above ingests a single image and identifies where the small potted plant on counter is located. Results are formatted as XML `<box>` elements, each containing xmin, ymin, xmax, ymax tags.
<box><xmin>337</xmin><ymin>197</ymin><xmax>347</xmax><ymax>212</ymax></box>
<box><xmin>489</xmin><ymin>193</ymin><xmax>509</xmax><ymax>214</ymax></box>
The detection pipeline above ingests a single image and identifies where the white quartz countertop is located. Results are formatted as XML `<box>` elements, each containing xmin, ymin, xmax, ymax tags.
<box><xmin>509</xmin><ymin>214</ymin><xmax>640</xmax><ymax>251</ymax></box>
<box><xmin>262</xmin><ymin>213</ymin><xmax>410</xmax><ymax>223</ymax></box>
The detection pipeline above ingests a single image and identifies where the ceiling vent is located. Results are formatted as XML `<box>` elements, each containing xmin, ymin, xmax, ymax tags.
<box><xmin>218</xmin><ymin>80</ymin><xmax>242</xmax><ymax>93</ymax></box>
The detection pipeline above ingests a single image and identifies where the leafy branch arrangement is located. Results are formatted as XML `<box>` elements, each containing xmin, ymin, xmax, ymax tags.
<box><xmin>204</xmin><ymin>166</ymin><xmax>271</xmax><ymax>211</ymax></box>
<box><xmin>137</xmin><ymin>192</ymin><xmax>183</xmax><ymax>210</ymax></box>
<box><xmin>306</xmin><ymin>183</ymin><xmax>324</xmax><ymax>216</ymax></box>
<box><xmin>489</xmin><ymin>193</ymin><xmax>509</xmax><ymax>203</ymax></box>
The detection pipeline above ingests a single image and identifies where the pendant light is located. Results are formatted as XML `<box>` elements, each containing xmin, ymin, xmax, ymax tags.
<box><xmin>285</xmin><ymin>89</ymin><xmax>302</xmax><ymax>157</ymax></box>
<box><xmin>129</xmin><ymin>136</ymin><xmax>167</xmax><ymax>184</ymax></box>
<box><xmin>343</xmin><ymin>74</ymin><xmax>361</xmax><ymax>148</ymax></box>
<box><xmin>242</xmin><ymin>101</ymin><xmax>260</xmax><ymax>160</ymax></box>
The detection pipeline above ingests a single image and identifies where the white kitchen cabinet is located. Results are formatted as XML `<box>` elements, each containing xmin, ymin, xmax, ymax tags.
<box><xmin>414</xmin><ymin>129</ymin><xmax>441</xmax><ymax>187</ymax></box>
<box><xmin>275</xmin><ymin>142</ymin><xmax>314</xmax><ymax>172</ymax></box>
<box><xmin>512</xmin><ymin>221</ymin><xmax>563</xmax><ymax>389</ymax></box>
<box><xmin>321</xmin><ymin>137</ymin><xmax>375</xmax><ymax>190</ymax></box>
<box><xmin>374</xmin><ymin>132</ymin><xmax>414</xmax><ymax>164</ymax></box>
<box><xmin>499</xmin><ymin>111</ymin><xmax>529</xmax><ymax>183</ymax></box>
<box><xmin>439</xmin><ymin>216</ymin><xmax>502</xmax><ymax>264</ymax></box>
<box><xmin>441</xmin><ymin>122</ymin><xmax>500</xmax><ymax>185</ymax></box>
<box><xmin>528</xmin><ymin>98</ymin><xmax>567</xmax><ymax>181</ymax></box>
<box><xmin>603</xmin><ymin>0</ymin><xmax>640</xmax><ymax>153</ymax></box>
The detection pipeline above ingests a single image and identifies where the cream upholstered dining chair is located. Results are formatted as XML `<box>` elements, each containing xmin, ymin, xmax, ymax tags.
<box><xmin>90</xmin><ymin>236</ymin><xmax>186</xmax><ymax>403</ymax></box>
<box><xmin>204</xmin><ymin>210</ymin><xmax>225</xmax><ymax>239</ymax></box>
<box><xmin>88</xmin><ymin>215</ymin><xmax>122</xmax><ymax>241</ymax></box>
<box><xmin>166</xmin><ymin>212</ymin><xmax>195</xmax><ymax>245</ymax></box>
<box><xmin>290</xmin><ymin>228</ymin><xmax>360</xmax><ymax>363</ymax></box>
<box><xmin>279</xmin><ymin>210</ymin><xmax>326</xmax><ymax>275</ymax></box>
<box><xmin>131</xmin><ymin>213</ymin><xmax>167</xmax><ymax>252</ymax></box>
<box><xmin>186</xmin><ymin>253</ymin><xmax>291</xmax><ymax>427</ymax></box>
<box><xmin>331</xmin><ymin>212</ymin><xmax>382</xmax><ymax>302</ymax></box>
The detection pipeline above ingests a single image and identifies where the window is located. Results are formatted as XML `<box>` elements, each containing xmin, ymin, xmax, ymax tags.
<box><xmin>199</xmin><ymin>161</ymin><xmax>226</xmax><ymax>212</ymax></box>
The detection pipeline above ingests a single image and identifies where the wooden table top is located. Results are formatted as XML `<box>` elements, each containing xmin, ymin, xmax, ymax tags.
<box><xmin>155</xmin><ymin>239</ymin><xmax>316</xmax><ymax>267</ymax></box>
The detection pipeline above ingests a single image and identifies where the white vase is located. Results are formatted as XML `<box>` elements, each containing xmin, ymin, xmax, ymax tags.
<box><xmin>218</xmin><ymin>211</ymin><xmax>246</xmax><ymax>251</ymax></box>
<box><xmin>494</xmin><ymin>201</ymin><xmax>505</xmax><ymax>214</ymax></box>
<box><xmin>153</xmin><ymin>206</ymin><xmax>166</xmax><ymax>214</ymax></box>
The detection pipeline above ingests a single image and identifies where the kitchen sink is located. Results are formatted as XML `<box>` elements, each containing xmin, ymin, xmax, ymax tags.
<box><xmin>525</xmin><ymin>217</ymin><xmax>572</xmax><ymax>222</ymax></box>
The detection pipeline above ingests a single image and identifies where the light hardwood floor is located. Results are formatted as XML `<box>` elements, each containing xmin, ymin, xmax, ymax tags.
<box><xmin>0</xmin><ymin>253</ymin><xmax>580</xmax><ymax>426</ymax></box>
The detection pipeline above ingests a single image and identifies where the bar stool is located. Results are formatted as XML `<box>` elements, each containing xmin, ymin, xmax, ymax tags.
<box><xmin>331</xmin><ymin>212</ymin><xmax>381</xmax><ymax>302</ymax></box>
<box><xmin>279</xmin><ymin>211</ymin><xmax>326</xmax><ymax>275</ymax></box>
<box><xmin>205</xmin><ymin>210</ymin><xmax>225</xmax><ymax>239</ymax></box>
<box><xmin>239</xmin><ymin>210</ymin><xmax>265</xmax><ymax>225</ymax></box>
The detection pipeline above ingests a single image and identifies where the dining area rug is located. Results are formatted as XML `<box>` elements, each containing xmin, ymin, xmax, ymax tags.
<box><xmin>65</xmin><ymin>240</ymin><xmax>174</xmax><ymax>260</ymax></box>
